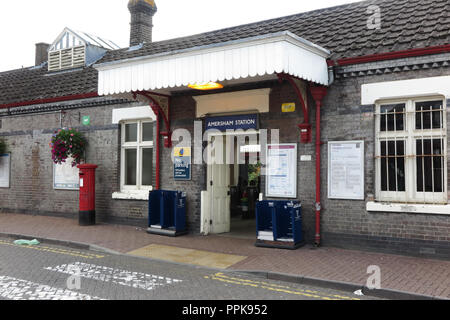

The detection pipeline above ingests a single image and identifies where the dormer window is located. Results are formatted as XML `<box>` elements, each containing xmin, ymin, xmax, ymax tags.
<box><xmin>48</xmin><ymin>46</ymin><xmax>86</xmax><ymax>71</ymax></box>
<box><xmin>48</xmin><ymin>27</ymin><xmax>120</xmax><ymax>72</ymax></box>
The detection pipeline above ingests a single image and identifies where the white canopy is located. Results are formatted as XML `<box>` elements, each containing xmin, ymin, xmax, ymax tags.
<box><xmin>95</xmin><ymin>31</ymin><xmax>330</xmax><ymax>95</ymax></box>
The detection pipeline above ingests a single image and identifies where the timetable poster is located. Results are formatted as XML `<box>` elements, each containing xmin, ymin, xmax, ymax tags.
<box><xmin>328</xmin><ymin>141</ymin><xmax>365</xmax><ymax>200</ymax></box>
<box><xmin>266</xmin><ymin>144</ymin><xmax>297</xmax><ymax>198</ymax></box>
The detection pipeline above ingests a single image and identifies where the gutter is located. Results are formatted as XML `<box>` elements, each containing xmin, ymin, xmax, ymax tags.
<box><xmin>330</xmin><ymin>44</ymin><xmax>450</xmax><ymax>67</ymax></box>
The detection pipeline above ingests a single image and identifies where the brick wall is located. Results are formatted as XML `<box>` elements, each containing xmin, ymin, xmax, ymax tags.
<box><xmin>318</xmin><ymin>62</ymin><xmax>450</xmax><ymax>258</ymax></box>
<box><xmin>1</xmin><ymin>55</ymin><xmax>450</xmax><ymax>258</ymax></box>
<box><xmin>0</xmin><ymin>100</ymin><xmax>153</xmax><ymax>227</ymax></box>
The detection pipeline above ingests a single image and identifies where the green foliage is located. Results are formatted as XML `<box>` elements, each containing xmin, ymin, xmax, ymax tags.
<box><xmin>0</xmin><ymin>138</ymin><xmax>6</xmax><ymax>155</ymax></box>
<box><xmin>248</xmin><ymin>162</ymin><xmax>261</xmax><ymax>185</ymax></box>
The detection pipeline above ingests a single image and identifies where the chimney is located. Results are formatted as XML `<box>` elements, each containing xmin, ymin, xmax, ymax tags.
<box><xmin>35</xmin><ymin>43</ymin><xmax>50</xmax><ymax>66</ymax></box>
<box><xmin>128</xmin><ymin>0</ymin><xmax>157</xmax><ymax>47</ymax></box>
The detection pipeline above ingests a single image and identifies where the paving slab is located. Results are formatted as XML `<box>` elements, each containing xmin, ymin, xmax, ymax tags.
<box><xmin>0</xmin><ymin>213</ymin><xmax>449</xmax><ymax>299</ymax></box>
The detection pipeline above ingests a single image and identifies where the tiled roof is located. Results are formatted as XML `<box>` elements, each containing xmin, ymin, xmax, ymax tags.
<box><xmin>1</xmin><ymin>0</ymin><xmax>449</xmax><ymax>106</ymax></box>
<box><xmin>0</xmin><ymin>64</ymin><xmax>98</xmax><ymax>106</ymax></box>
<box><xmin>99</xmin><ymin>0</ymin><xmax>450</xmax><ymax>64</ymax></box>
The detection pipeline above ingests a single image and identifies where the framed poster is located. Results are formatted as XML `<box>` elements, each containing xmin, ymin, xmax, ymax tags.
<box><xmin>173</xmin><ymin>147</ymin><xmax>191</xmax><ymax>181</ymax></box>
<box><xmin>265</xmin><ymin>144</ymin><xmax>297</xmax><ymax>198</ymax></box>
<box><xmin>328</xmin><ymin>141</ymin><xmax>365</xmax><ymax>200</ymax></box>
<box><xmin>0</xmin><ymin>154</ymin><xmax>11</xmax><ymax>188</ymax></box>
<box><xmin>53</xmin><ymin>157</ymin><xmax>79</xmax><ymax>190</ymax></box>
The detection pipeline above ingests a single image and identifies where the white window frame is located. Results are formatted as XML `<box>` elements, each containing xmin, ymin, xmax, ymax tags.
<box><xmin>375</xmin><ymin>96</ymin><xmax>447</xmax><ymax>204</ymax></box>
<box><xmin>120</xmin><ymin>119</ymin><xmax>154</xmax><ymax>193</ymax></box>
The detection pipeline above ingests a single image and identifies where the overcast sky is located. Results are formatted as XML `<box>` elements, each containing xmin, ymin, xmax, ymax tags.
<box><xmin>0</xmin><ymin>0</ymin><xmax>361</xmax><ymax>72</ymax></box>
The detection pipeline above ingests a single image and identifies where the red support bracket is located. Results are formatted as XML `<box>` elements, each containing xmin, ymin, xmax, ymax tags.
<box><xmin>133</xmin><ymin>91</ymin><xmax>172</xmax><ymax>148</ymax></box>
<box><xmin>277</xmin><ymin>73</ymin><xmax>311</xmax><ymax>143</ymax></box>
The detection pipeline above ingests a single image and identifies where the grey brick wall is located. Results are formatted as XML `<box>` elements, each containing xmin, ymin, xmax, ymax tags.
<box><xmin>318</xmin><ymin>62</ymin><xmax>450</xmax><ymax>258</ymax></box>
<box><xmin>0</xmin><ymin>100</ymin><xmax>153</xmax><ymax>227</ymax></box>
<box><xmin>1</xmin><ymin>55</ymin><xmax>450</xmax><ymax>258</ymax></box>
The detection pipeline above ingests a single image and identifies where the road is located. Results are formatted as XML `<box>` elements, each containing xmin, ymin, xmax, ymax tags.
<box><xmin>0</xmin><ymin>237</ymin><xmax>380</xmax><ymax>301</ymax></box>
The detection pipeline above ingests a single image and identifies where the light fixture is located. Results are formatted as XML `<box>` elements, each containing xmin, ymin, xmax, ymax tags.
<box><xmin>188</xmin><ymin>82</ymin><xmax>224</xmax><ymax>91</ymax></box>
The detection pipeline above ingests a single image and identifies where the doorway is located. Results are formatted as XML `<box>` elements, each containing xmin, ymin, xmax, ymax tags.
<box><xmin>206</xmin><ymin>131</ymin><xmax>261</xmax><ymax>238</ymax></box>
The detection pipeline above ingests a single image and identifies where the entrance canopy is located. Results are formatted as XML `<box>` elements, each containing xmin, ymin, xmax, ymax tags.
<box><xmin>95</xmin><ymin>31</ymin><xmax>331</xmax><ymax>95</ymax></box>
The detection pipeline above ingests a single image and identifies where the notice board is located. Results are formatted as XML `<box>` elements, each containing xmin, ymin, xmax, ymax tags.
<box><xmin>173</xmin><ymin>147</ymin><xmax>192</xmax><ymax>181</ymax></box>
<box><xmin>53</xmin><ymin>157</ymin><xmax>80</xmax><ymax>190</ymax></box>
<box><xmin>266</xmin><ymin>144</ymin><xmax>297</xmax><ymax>198</ymax></box>
<box><xmin>0</xmin><ymin>154</ymin><xmax>11</xmax><ymax>188</ymax></box>
<box><xmin>328</xmin><ymin>141</ymin><xmax>364</xmax><ymax>200</ymax></box>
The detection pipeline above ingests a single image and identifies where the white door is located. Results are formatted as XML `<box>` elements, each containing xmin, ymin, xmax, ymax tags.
<box><xmin>208</xmin><ymin>135</ymin><xmax>230</xmax><ymax>234</ymax></box>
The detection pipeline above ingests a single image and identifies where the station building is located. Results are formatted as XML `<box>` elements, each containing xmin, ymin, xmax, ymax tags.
<box><xmin>1</xmin><ymin>0</ymin><xmax>450</xmax><ymax>258</ymax></box>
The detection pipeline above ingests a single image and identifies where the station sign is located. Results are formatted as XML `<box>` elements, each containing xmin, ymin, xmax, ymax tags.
<box><xmin>205</xmin><ymin>114</ymin><xmax>258</xmax><ymax>132</ymax></box>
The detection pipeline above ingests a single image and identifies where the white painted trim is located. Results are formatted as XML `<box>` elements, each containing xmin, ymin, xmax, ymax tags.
<box><xmin>112</xmin><ymin>106</ymin><xmax>156</xmax><ymax>124</ymax></box>
<box><xmin>200</xmin><ymin>190</ymin><xmax>210</xmax><ymax>235</ymax></box>
<box><xmin>96</xmin><ymin>31</ymin><xmax>330</xmax><ymax>70</ymax></box>
<box><xmin>97</xmin><ymin>32</ymin><xmax>330</xmax><ymax>95</ymax></box>
<box><xmin>366</xmin><ymin>201</ymin><xmax>450</xmax><ymax>215</ymax></box>
<box><xmin>112</xmin><ymin>190</ymin><xmax>151</xmax><ymax>201</ymax></box>
<box><xmin>361</xmin><ymin>75</ymin><xmax>450</xmax><ymax>105</ymax></box>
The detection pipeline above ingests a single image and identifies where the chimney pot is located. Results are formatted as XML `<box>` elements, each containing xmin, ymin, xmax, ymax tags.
<box><xmin>128</xmin><ymin>0</ymin><xmax>157</xmax><ymax>47</ymax></box>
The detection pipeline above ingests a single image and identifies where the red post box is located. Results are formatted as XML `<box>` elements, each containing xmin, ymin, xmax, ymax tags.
<box><xmin>298</xmin><ymin>123</ymin><xmax>312</xmax><ymax>144</ymax></box>
<box><xmin>77</xmin><ymin>164</ymin><xmax>98</xmax><ymax>226</ymax></box>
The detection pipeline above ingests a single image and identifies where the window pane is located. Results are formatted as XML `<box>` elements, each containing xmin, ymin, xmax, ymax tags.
<box><xmin>416</xmin><ymin>101</ymin><xmax>443</xmax><ymax>130</ymax></box>
<box><xmin>380</xmin><ymin>104</ymin><xmax>405</xmax><ymax>132</ymax></box>
<box><xmin>396</xmin><ymin>141</ymin><xmax>406</xmax><ymax>192</ymax></box>
<box><xmin>125</xmin><ymin>149</ymin><xmax>137</xmax><ymax>185</ymax></box>
<box><xmin>416</xmin><ymin>139</ymin><xmax>443</xmax><ymax>192</ymax></box>
<box><xmin>142</xmin><ymin>122</ymin><xmax>153</xmax><ymax>142</ymax></box>
<box><xmin>381</xmin><ymin>141</ymin><xmax>387</xmax><ymax>191</ymax></box>
<box><xmin>380</xmin><ymin>140</ymin><xmax>405</xmax><ymax>192</ymax></box>
<box><xmin>125</xmin><ymin>123</ymin><xmax>138</xmax><ymax>142</ymax></box>
<box><xmin>142</xmin><ymin>148</ymin><xmax>153</xmax><ymax>186</ymax></box>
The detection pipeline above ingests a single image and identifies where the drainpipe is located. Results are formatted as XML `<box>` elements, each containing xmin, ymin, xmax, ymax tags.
<box><xmin>155</xmin><ymin>109</ymin><xmax>161</xmax><ymax>190</ymax></box>
<box><xmin>309</xmin><ymin>85</ymin><xmax>328</xmax><ymax>247</ymax></box>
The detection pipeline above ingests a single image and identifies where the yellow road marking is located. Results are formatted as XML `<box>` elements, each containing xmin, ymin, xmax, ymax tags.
<box><xmin>0</xmin><ymin>239</ymin><xmax>105</xmax><ymax>259</ymax></box>
<box><xmin>206</xmin><ymin>272</ymin><xmax>360</xmax><ymax>301</ymax></box>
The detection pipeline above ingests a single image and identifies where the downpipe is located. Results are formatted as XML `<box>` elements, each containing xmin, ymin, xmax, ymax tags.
<box><xmin>314</xmin><ymin>99</ymin><xmax>322</xmax><ymax>247</ymax></box>
<box><xmin>309</xmin><ymin>85</ymin><xmax>328</xmax><ymax>247</ymax></box>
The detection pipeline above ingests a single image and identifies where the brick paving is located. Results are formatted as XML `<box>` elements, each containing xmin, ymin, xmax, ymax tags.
<box><xmin>0</xmin><ymin>213</ymin><xmax>449</xmax><ymax>299</ymax></box>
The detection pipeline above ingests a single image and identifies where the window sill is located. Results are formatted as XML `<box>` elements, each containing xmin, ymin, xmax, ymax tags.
<box><xmin>366</xmin><ymin>201</ymin><xmax>450</xmax><ymax>215</ymax></box>
<box><xmin>112</xmin><ymin>190</ymin><xmax>152</xmax><ymax>201</ymax></box>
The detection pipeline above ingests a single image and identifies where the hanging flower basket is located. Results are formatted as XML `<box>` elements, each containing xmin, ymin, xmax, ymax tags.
<box><xmin>50</xmin><ymin>128</ymin><xmax>86</xmax><ymax>167</ymax></box>
<box><xmin>0</xmin><ymin>138</ymin><xmax>6</xmax><ymax>155</ymax></box>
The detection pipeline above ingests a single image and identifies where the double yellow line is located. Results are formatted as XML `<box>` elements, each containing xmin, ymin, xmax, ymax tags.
<box><xmin>0</xmin><ymin>239</ymin><xmax>105</xmax><ymax>259</ymax></box>
<box><xmin>205</xmin><ymin>272</ymin><xmax>360</xmax><ymax>301</ymax></box>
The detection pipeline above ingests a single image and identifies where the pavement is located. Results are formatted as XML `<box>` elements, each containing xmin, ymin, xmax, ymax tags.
<box><xmin>0</xmin><ymin>212</ymin><xmax>449</xmax><ymax>300</ymax></box>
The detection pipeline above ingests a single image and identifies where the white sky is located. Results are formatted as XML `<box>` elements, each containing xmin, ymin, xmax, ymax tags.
<box><xmin>0</xmin><ymin>0</ymin><xmax>361</xmax><ymax>72</ymax></box>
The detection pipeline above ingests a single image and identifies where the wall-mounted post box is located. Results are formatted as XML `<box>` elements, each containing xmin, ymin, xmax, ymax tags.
<box><xmin>77</xmin><ymin>164</ymin><xmax>98</xmax><ymax>226</ymax></box>
<box><xmin>298</xmin><ymin>123</ymin><xmax>312</xmax><ymax>144</ymax></box>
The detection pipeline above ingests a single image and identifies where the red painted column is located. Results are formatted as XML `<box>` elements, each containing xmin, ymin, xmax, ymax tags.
<box><xmin>309</xmin><ymin>85</ymin><xmax>328</xmax><ymax>247</ymax></box>
<box><xmin>155</xmin><ymin>110</ymin><xmax>161</xmax><ymax>190</ymax></box>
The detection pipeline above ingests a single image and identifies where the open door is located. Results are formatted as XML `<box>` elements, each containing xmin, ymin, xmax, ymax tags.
<box><xmin>207</xmin><ymin>135</ymin><xmax>231</xmax><ymax>234</ymax></box>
